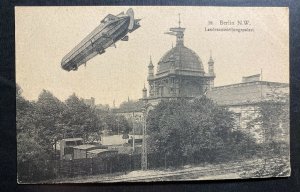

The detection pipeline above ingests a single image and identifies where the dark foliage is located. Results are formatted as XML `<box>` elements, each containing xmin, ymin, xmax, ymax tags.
<box><xmin>245</xmin><ymin>89</ymin><xmax>289</xmax><ymax>159</ymax></box>
<box><xmin>16</xmin><ymin>87</ymin><xmax>130</xmax><ymax>182</ymax></box>
<box><xmin>147</xmin><ymin>97</ymin><xmax>258</xmax><ymax>165</ymax></box>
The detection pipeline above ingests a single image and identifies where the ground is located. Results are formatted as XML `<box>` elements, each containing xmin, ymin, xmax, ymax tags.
<box><xmin>42</xmin><ymin>157</ymin><xmax>289</xmax><ymax>183</ymax></box>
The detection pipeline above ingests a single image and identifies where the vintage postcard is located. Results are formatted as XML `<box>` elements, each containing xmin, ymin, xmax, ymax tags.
<box><xmin>15</xmin><ymin>6</ymin><xmax>290</xmax><ymax>183</ymax></box>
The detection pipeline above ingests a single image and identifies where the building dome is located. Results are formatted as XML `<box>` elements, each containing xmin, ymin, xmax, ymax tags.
<box><xmin>157</xmin><ymin>45</ymin><xmax>205</xmax><ymax>75</ymax></box>
<box><xmin>145</xmin><ymin>19</ymin><xmax>216</xmax><ymax>102</ymax></box>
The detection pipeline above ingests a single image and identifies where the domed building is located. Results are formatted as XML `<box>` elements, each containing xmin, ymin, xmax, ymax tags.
<box><xmin>143</xmin><ymin>21</ymin><xmax>215</xmax><ymax>105</ymax></box>
<box><xmin>114</xmin><ymin>19</ymin><xmax>289</xmax><ymax>145</ymax></box>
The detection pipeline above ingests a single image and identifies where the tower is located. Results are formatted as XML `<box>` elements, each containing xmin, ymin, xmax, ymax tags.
<box><xmin>140</xmin><ymin>14</ymin><xmax>218</xmax><ymax>170</ymax></box>
<box><xmin>147</xmin><ymin>56</ymin><xmax>154</xmax><ymax>80</ymax></box>
<box><xmin>165</xmin><ymin>14</ymin><xmax>185</xmax><ymax>47</ymax></box>
<box><xmin>144</xmin><ymin>14</ymin><xmax>216</xmax><ymax>104</ymax></box>
<box><xmin>208</xmin><ymin>50</ymin><xmax>215</xmax><ymax>88</ymax></box>
<box><xmin>142</xmin><ymin>84</ymin><xmax>147</xmax><ymax>99</ymax></box>
<box><xmin>208</xmin><ymin>51</ymin><xmax>215</xmax><ymax>75</ymax></box>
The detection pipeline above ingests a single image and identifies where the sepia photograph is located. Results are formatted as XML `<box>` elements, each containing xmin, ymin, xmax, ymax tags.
<box><xmin>15</xmin><ymin>6</ymin><xmax>290</xmax><ymax>183</ymax></box>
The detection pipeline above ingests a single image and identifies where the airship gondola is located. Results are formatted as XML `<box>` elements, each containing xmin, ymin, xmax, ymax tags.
<box><xmin>61</xmin><ymin>8</ymin><xmax>140</xmax><ymax>71</ymax></box>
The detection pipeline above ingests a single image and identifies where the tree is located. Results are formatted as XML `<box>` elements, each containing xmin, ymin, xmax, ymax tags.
<box><xmin>16</xmin><ymin>88</ymin><xmax>109</xmax><ymax>182</ymax></box>
<box><xmin>116</xmin><ymin>115</ymin><xmax>131</xmax><ymax>134</ymax></box>
<box><xmin>101</xmin><ymin>112</ymin><xmax>131</xmax><ymax>135</ymax></box>
<box><xmin>35</xmin><ymin>90</ymin><xmax>66</xmax><ymax>153</ymax></box>
<box><xmin>16</xmin><ymin>100</ymin><xmax>35</xmax><ymax>134</ymax></box>
<box><xmin>147</xmin><ymin>97</ymin><xmax>257</xmax><ymax>166</ymax></box>
<box><xmin>119</xmin><ymin>100</ymin><xmax>144</xmax><ymax>112</ymax></box>
<box><xmin>63</xmin><ymin>93</ymin><xmax>104</xmax><ymax>142</ymax></box>
<box><xmin>17</xmin><ymin>131</ymin><xmax>50</xmax><ymax>164</ymax></box>
<box><xmin>17</xmin><ymin>87</ymin><xmax>56</xmax><ymax>182</ymax></box>
<box><xmin>246</xmin><ymin>88</ymin><xmax>289</xmax><ymax>157</ymax></box>
<box><xmin>17</xmin><ymin>86</ymin><xmax>40</xmax><ymax>162</ymax></box>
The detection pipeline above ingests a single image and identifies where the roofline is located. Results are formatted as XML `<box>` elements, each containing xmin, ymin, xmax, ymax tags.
<box><xmin>150</xmin><ymin>72</ymin><xmax>210</xmax><ymax>81</ymax></box>
<box><xmin>72</xmin><ymin>144</ymin><xmax>97</xmax><ymax>150</ymax></box>
<box><xmin>216</xmin><ymin>99</ymin><xmax>289</xmax><ymax>107</ymax></box>
<box><xmin>114</xmin><ymin>109</ymin><xmax>143</xmax><ymax>113</ymax></box>
<box><xmin>61</xmin><ymin>138</ymin><xmax>83</xmax><ymax>141</ymax></box>
<box><xmin>212</xmin><ymin>81</ymin><xmax>289</xmax><ymax>90</ymax></box>
<box><xmin>243</xmin><ymin>74</ymin><xmax>260</xmax><ymax>78</ymax></box>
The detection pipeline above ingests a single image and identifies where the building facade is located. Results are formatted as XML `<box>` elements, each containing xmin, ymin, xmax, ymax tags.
<box><xmin>207</xmin><ymin>76</ymin><xmax>289</xmax><ymax>143</ymax></box>
<box><xmin>82</xmin><ymin>97</ymin><xmax>95</xmax><ymax>107</ymax></box>
<box><xmin>116</xmin><ymin>22</ymin><xmax>289</xmax><ymax>144</ymax></box>
<box><xmin>144</xmin><ymin>22</ymin><xmax>215</xmax><ymax>105</ymax></box>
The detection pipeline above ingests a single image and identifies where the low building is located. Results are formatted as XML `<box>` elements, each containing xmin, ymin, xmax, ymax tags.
<box><xmin>82</xmin><ymin>97</ymin><xmax>95</xmax><ymax>107</ymax></box>
<box><xmin>207</xmin><ymin>76</ymin><xmax>289</xmax><ymax>143</ymax></box>
<box><xmin>73</xmin><ymin>144</ymin><xmax>106</xmax><ymax>159</ymax></box>
<box><xmin>60</xmin><ymin>138</ymin><xmax>83</xmax><ymax>160</ymax></box>
<box><xmin>87</xmin><ymin>149</ymin><xmax>118</xmax><ymax>158</ymax></box>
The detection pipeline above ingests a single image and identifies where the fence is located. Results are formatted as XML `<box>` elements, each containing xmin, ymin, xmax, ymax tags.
<box><xmin>17</xmin><ymin>150</ymin><xmax>243</xmax><ymax>183</ymax></box>
<box><xmin>58</xmin><ymin>153</ymin><xmax>137</xmax><ymax>178</ymax></box>
<box><xmin>19</xmin><ymin>153</ymin><xmax>166</xmax><ymax>183</ymax></box>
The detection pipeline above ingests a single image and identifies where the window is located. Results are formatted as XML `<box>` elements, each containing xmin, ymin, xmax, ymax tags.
<box><xmin>65</xmin><ymin>141</ymin><xmax>76</xmax><ymax>146</ymax></box>
<box><xmin>64</xmin><ymin>147</ymin><xmax>74</xmax><ymax>155</ymax></box>
<box><xmin>76</xmin><ymin>140</ymin><xmax>83</xmax><ymax>145</ymax></box>
<box><xmin>65</xmin><ymin>140</ymin><xmax>82</xmax><ymax>146</ymax></box>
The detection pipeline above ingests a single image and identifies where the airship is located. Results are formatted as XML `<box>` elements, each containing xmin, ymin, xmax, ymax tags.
<box><xmin>61</xmin><ymin>8</ymin><xmax>140</xmax><ymax>71</ymax></box>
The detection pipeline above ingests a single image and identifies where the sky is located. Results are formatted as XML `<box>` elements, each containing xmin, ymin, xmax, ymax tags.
<box><xmin>15</xmin><ymin>6</ymin><xmax>289</xmax><ymax>106</ymax></box>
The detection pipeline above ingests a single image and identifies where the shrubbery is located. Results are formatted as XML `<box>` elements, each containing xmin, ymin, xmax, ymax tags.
<box><xmin>16</xmin><ymin>86</ymin><xmax>130</xmax><ymax>182</ymax></box>
<box><xmin>147</xmin><ymin>97</ymin><xmax>258</xmax><ymax>166</ymax></box>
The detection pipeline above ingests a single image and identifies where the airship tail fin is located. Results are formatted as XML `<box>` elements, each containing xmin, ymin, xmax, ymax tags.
<box><xmin>129</xmin><ymin>19</ymin><xmax>141</xmax><ymax>33</ymax></box>
<box><xmin>126</xmin><ymin>8</ymin><xmax>135</xmax><ymax>30</ymax></box>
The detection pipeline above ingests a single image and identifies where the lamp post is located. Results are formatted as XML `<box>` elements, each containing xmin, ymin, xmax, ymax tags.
<box><xmin>141</xmin><ymin>100</ymin><xmax>154</xmax><ymax>171</ymax></box>
<box><xmin>132</xmin><ymin>112</ymin><xmax>135</xmax><ymax>152</ymax></box>
<box><xmin>141</xmin><ymin>106</ymin><xmax>148</xmax><ymax>170</ymax></box>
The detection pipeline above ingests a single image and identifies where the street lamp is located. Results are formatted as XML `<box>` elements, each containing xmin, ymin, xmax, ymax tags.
<box><xmin>141</xmin><ymin>101</ymin><xmax>154</xmax><ymax>171</ymax></box>
<box><xmin>141</xmin><ymin>106</ymin><xmax>148</xmax><ymax>170</ymax></box>
<box><xmin>132</xmin><ymin>113</ymin><xmax>135</xmax><ymax>152</ymax></box>
<box><xmin>132</xmin><ymin>114</ymin><xmax>141</xmax><ymax>153</ymax></box>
